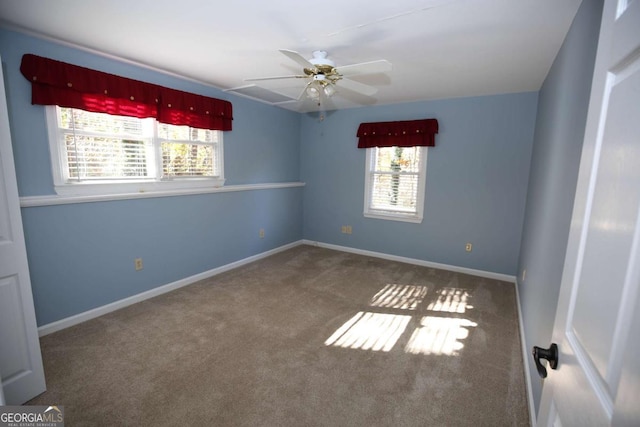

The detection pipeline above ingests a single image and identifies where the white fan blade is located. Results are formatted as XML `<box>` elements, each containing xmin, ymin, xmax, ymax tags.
<box><xmin>336</xmin><ymin>60</ymin><xmax>392</xmax><ymax>77</ymax></box>
<box><xmin>279</xmin><ymin>49</ymin><xmax>315</xmax><ymax>69</ymax></box>
<box><xmin>245</xmin><ymin>75</ymin><xmax>308</xmax><ymax>82</ymax></box>
<box><xmin>338</xmin><ymin>78</ymin><xmax>378</xmax><ymax>96</ymax></box>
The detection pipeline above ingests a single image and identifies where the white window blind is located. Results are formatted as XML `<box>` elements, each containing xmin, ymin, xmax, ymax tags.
<box><xmin>364</xmin><ymin>146</ymin><xmax>427</xmax><ymax>223</ymax></box>
<box><xmin>60</xmin><ymin>108</ymin><xmax>154</xmax><ymax>181</ymax></box>
<box><xmin>48</xmin><ymin>106</ymin><xmax>224</xmax><ymax>195</ymax></box>
<box><xmin>158</xmin><ymin>123</ymin><xmax>220</xmax><ymax>178</ymax></box>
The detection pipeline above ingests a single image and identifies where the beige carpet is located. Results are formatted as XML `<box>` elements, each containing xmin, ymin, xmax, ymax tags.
<box><xmin>28</xmin><ymin>245</ymin><xmax>530</xmax><ymax>426</ymax></box>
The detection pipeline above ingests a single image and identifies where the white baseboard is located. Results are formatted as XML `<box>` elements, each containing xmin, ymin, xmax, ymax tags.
<box><xmin>303</xmin><ymin>240</ymin><xmax>517</xmax><ymax>283</ymax></box>
<box><xmin>39</xmin><ymin>239</ymin><xmax>518</xmax><ymax>337</ymax></box>
<box><xmin>38</xmin><ymin>240</ymin><xmax>304</xmax><ymax>336</ymax></box>
<box><xmin>515</xmin><ymin>278</ymin><xmax>537</xmax><ymax>427</ymax></box>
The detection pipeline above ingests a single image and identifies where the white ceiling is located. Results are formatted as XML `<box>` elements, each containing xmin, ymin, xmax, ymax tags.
<box><xmin>0</xmin><ymin>0</ymin><xmax>582</xmax><ymax>113</ymax></box>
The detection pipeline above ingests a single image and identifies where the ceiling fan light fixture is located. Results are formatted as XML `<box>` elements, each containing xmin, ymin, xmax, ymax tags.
<box><xmin>306</xmin><ymin>80</ymin><xmax>336</xmax><ymax>100</ymax></box>
<box><xmin>323</xmin><ymin>84</ymin><xmax>336</xmax><ymax>97</ymax></box>
<box><xmin>306</xmin><ymin>84</ymin><xmax>321</xmax><ymax>99</ymax></box>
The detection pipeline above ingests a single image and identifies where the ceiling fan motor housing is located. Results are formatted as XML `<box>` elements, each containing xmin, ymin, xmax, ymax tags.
<box><xmin>309</xmin><ymin>51</ymin><xmax>335</xmax><ymax>67</ymax></box>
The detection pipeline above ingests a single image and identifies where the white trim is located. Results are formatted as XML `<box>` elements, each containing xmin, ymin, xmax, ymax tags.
<box><xmin>53</xmin><ymin>178</ymin><xmax>227</xmax><ymax>198</ymax></box>
<box><xmin>37</xmin><ymin>240</ymin><xmax>305</xmax><ymax>336</ymax></box>
<box><xmin>515</xmin><ymin>278</ymin><xmax>537</xmax><ymax>427</ymax></box>
<box><xmin>20</xmin><ymin>182</ymin><xmax>305</xmax><ymax>207</ymax></box>
<box><xmin>0</xmin><ymin>23</ymin><xmax>227</xmax><ymax>93</ymax></box>
<box><xmin>363</xmin><ymin>211</ymin><xmax>423</xmax><ymax>223</ymax></box>
<box><xmin>302</xmin><ymin>239</ymin><xmax>517</xmax><ymax>282</ymax></box>
<box><xmin>45</xmin><ymin>106</ymin><xmax>66</xmax><ymax>187</ymax></box>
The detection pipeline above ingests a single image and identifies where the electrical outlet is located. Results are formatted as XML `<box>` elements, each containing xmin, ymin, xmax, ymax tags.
<box><xmin>341</xmin><ymin>226</ymin><xmax>347</xmax><ymax>234</ymax></box>
<box><xmin>522</xmin><ymin>269</ymin><xmax>527</xmax><ymax>281</ymax></box>
<box><xmin>134</xmin><ymin>258</ymin><xmax>143</xmax><ymax>271</ymax></box>
<box><xmin>259</xmin><ymin>228</ymin><xmax>265</xmax><ymax>238</ymax></box>
<box><xmin>346</xmin><ymin>225</ymin><xmax>352</xmax><ymax>235</ymax></box>
<box><xmin>465</xmin><ymin>243</ymin><xmax>473</xmax><ymax>252</ymax></box>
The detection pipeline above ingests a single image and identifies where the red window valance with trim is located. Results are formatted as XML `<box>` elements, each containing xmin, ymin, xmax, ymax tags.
<box><xmin>357</xmin><ymin>118</ymin><xmax>438</xmax><ymax>148</ymax></box>
<box><xmin>20</xmin><ymin>54</ymin><xmax>233</xmax><ymax>131</ymax></box>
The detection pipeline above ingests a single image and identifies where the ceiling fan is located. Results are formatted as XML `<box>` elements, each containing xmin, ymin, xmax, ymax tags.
<box><xmin>245</xmin><ymin>49</ymin><xmax>392</xmax><ymax>103</ymax></box>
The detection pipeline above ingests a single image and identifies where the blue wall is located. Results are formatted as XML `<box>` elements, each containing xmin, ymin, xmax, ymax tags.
<box><xmin>516</xmin><ymin>0</ymin><xmax>603</xmax><ymax>413</ymax></box>
<box><xmin>20</xmin><ymin>190</ymin><xmax>301</xmax><ymax>324</ymax></box>
<box><xmin>301</xmin><ymin>93</ymin><xmax>538</xmax><ymax>275</ymax></box>
<box><xmin>0</xmin><ymin>29</ymin><xmax>303</xmax><ymax>325</ymax></box>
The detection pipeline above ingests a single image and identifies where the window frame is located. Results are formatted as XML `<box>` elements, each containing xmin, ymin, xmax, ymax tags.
<box><xmin>363</xmin><ymin>146</ymin><xmax>427</xmax><ymax>223</ymax></box>
<box><xmin>46</xmin><ymin>106</ymin><xmax>225</xmax><ymax>196</ymax></box>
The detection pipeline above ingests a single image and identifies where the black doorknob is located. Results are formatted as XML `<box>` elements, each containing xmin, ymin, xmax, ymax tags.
<box><xmin>532</xmin><ymin>343</ymin><xmax>559</xmax><ymax>378</ymax></box>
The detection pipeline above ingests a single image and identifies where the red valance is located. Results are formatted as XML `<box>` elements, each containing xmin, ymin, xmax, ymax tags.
<box><xmin>357</xmin><ymin>119</ymin><xmax>438</xmax><ymax>148</ymax></box>
<box><xmin>20</xmin><ymin>54</ymin><xmax>233</xmax><ymax>131</ymax></box>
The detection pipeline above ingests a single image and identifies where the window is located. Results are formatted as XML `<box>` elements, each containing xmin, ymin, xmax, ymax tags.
<box><xmin>46</xmin><ymin>106</ymin><xmax>224</xmax><ymax>195</ymax></box>
<box><xmin>364</xmin><ymin>146</ymin><xmax>427</xmax><ymax>223</ymax></box>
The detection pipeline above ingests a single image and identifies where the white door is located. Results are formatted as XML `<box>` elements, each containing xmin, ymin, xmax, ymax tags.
<box><xmin>0</xmin><ymin>54</ymin><xmax>46</xmax><ymax>403</ymax></box>
<box><xmin>537</xmin><ymin>0</ymin><xmax>640</xmax><ymax>425</ymax></box>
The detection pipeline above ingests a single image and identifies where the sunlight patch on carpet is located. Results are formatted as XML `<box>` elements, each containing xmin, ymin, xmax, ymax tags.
<box><xmin>369</xmin><ymin>284</ymin><xmax>428</xmax><ymax>310</ymax></box>
<box><xmin>324</xmin><ymin>311</ymin><xmax>411</xmax><ymax>352</ymax></box>
<box><xmin>427</xmin><ymin>288</ymin><xmax>473</xmax><ymax>313</ymax></box>
<box><xmin>405</xmin><ymin>316</ymin><xmax>477</xmax><ymax>356</ymax></box>
<box><xmin>326</xmin><ymin>285</ymin><xmax>478</xmax><ymax>354</ymax></box>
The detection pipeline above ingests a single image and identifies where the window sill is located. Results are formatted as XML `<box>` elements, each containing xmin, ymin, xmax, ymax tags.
<box><xmin>20</xmin><ymin>182</ymin><xmax>305</xmax><ymax>207</ymax></box>
<box><xmin>364</xmin><ymin>211</ymin><xmax>423</xmax><ymax>224</ymax></box>
<box><xmin>53</xmin><ymin>177</ymin><xmax>226</xmax><ymax>197</ymax></box>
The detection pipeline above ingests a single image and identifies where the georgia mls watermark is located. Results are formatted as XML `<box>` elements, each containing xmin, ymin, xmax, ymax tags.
<box><xmin>0</xmin><ymin>406</ymin><xmax>64</xmax><ymax>427</ymax></box>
